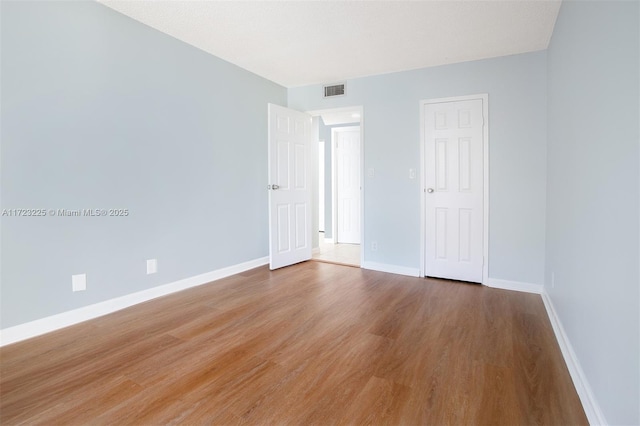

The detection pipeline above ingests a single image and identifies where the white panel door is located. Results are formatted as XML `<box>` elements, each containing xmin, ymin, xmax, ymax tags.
<box><xmin>335</xmin><ymin>127</ymin><xmax>361</xmax><ymax>244</ymax></box>
<box><xmin>268</xmin><ymin>104</ymin><xmax>312</xmax><ymax>270</ymax></box>
<box><xmin>425</xmin><ymin>99</ymin><xmax>484</xmax><ymax>283</ymax></box>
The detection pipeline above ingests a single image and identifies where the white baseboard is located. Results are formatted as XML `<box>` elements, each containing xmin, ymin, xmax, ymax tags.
<box><xmin>362</xmin><ymin>261</ymin><xmax>420</xmax><ymax>277</ymax></box>
<box><xmin>484</xmin><ymin>277</ymin><xmax>543</xmax><ymax>294</ymax></box>
<box><xmin>0</xmin><ymin>256</ymin><xmax>269</xmax><ymax>347</ymax></box>
<box><xmin>541</xmin><ymin>290</ymin><xmax>607</xmax><ymax>425</ymax></box>
<box><xmin>312</xmin><ymin>247</ymin><xmax>321</xmax><ymax>255</ymax></box>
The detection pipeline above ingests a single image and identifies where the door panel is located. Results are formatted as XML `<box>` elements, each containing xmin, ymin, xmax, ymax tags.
<box><xmin>295</xmin><ymin>203</ymin><xmax>307</xmax><ymax>248</ymax></box>
<box><xmin>425</xmin><ymin>99</ymin><xmax>484</xmax><ymax>283</ymax></box>
<box><xmin>335</xmin><ymin>128</ymin><xmax>361</xmax><ymax>244</ymax></box>
<box><xmin>268</xmin><ymin>104</ymin><xmax>312</xmax><ymax>270</ymax></box>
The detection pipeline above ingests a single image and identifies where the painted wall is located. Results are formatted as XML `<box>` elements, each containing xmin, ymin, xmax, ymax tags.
<box><xmin>1</xmin><ymin>1</ymin><xmax>286</xmax><ymax>328</ymax></box>
<box><xmin>290</xmin><ymin>51</ymin><xmax>548</xmax><ymax>284</ymax></box>
<box><xmin>545</xmin><ymin>1</ymin><xmax>640</xmax><ymax>424</ymax></box>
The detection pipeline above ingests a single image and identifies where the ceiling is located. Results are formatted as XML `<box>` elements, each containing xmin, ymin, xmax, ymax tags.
<box><xmin>99</xmin><ymin>0</ymin><xmax>562</xmax><ymax>88</ymax></box>
<box><xmin>309</xmin><ymin>106</ymin><xmax>362</xmax><ymax>126</ymax></box>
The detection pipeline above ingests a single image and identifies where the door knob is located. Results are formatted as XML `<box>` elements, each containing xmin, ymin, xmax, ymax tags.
<box><xmin>427</xmin><ymin>188</ymin><xmax>434</xmax><ymax>193</ymax></box>
<box><xmin>272</xmin><ymin>184</ymin><xmax>280</xmax><ymax>190</ymax></box>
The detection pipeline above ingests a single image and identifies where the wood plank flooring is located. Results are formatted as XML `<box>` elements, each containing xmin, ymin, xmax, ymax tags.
<box><xmin>0</xmin><ymin>262</ymin><xmax>588</xmax><ymax>425</ymax></box>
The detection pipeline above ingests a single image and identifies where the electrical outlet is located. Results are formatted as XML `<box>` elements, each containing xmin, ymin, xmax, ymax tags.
<box><xmin>147</xmin><ymin>259</ymin><xmax>158</xmax><ymax>275</ymax></box>
<box><xmin>72</xmin><ymin>274</ymin><xmax>86</xmax><ymax>292</ymax></box>
<box><xmin>409</xmin><ymin>168</ymin><xmax>416</xmax><ymax>179</ymax></box>
<box><xmin>371</xmin><ymin>241</ymin><xmax>378</xmax><ymax>252</ymax></box>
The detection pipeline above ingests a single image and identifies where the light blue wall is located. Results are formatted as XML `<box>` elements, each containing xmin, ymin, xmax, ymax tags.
<box><xmin>0</xmin><ymin>1</ymin><xmax>286</xmax><ymax>328</ymax></box>
<box><xmin>546</xmin><ymin>1</ymin><xmax>640</xmax><ymax>424</ymax></box>
<box><xmin>290</xmin><ymin>52</ymin><xmax>548</xmax><ymax>283</ymax></box>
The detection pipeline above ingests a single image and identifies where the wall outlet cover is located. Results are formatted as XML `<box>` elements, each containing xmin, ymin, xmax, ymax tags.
<box><xmin>147</xmin><ymin>259</ymin><xmax>158</xmax><ymax>275</ymax></box>
<box><xmin>72</xmin><ymin>274</ymin><xmax>86</xmax><ymax>292</ymax></box>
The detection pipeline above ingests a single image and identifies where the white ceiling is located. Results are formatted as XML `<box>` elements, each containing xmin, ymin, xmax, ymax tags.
<box><xmin>99</xmin><ymin>0</ymin><xmax>561</xmax><ymax>88</ymax></box>
<box><xmin>309</xmin><ymin>106</ymin><xmax>362</xmax><ymax>125</ymax></box>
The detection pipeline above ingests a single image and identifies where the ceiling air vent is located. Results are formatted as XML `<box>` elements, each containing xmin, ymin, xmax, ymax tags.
<box><xmin>323</xmin><ymin>83</ymin><xmax>346</xmax><ymax>98</ymax></box>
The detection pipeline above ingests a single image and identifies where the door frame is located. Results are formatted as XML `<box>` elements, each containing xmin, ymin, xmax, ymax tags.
<box><xmin>331</xmin><ymin>125</ymin><xmax>361</xmax><ymax>245</ymax></box>
<box><xmin>419</xmin><ymin>94</ymin><xmax>489</xmax><ymax>283</ymax></box>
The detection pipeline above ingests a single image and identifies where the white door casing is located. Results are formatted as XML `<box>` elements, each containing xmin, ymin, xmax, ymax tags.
<box><xmin>333</xmin><ymin>127</ymin><xmax>361</xmax><ymax>244</ymax></box>
<box><xmin>268</xmin><ymin>104</ymin><xmax>313</xmax><ymax>270</ymax></box>
<box><xmin>422</xmin><ymin>96</ymin><xmax>487</xmax><ymax>283</ymax></box>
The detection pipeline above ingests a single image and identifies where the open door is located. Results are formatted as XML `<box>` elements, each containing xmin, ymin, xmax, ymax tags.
<box><xmin>268</xmin><ymin>104</ymin><xmax>313</xmax><ymax>270</ymax></box>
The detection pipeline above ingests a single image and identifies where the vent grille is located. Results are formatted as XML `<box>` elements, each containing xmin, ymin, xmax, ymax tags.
<box><xmin>324</xmin><ymin>83</ymin><xmax>345</xmax><ymax>98</ymax></box>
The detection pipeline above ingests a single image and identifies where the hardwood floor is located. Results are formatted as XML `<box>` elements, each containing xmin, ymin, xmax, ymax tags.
<box><xmin>0</xmin><ymin>262</ymin><xmax>587</xmax><ymax>425</ymax></box>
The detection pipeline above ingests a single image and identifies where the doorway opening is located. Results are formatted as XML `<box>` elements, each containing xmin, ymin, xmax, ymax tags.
<box><xmin>309</xmin><ymin>106</ymin><xmax>363</xmax><ymax>267</ymax></box>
